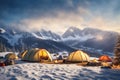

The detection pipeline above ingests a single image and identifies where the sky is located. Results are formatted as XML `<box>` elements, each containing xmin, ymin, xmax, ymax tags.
<box><xmin>0</xmin><ymin>0</ymin><xmax>120</xmax><ymax>34</ymax></box>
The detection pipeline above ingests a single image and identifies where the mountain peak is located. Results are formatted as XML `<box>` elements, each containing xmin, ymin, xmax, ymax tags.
<box><xmin>68</xmin><ymin>26</ymin><xmax>81</xmax><ymax>32</ymax></box>
<box><xmin>62</xmin><ymin>27</ymin><xmax>81</xmax><ymax>38</ymax></box>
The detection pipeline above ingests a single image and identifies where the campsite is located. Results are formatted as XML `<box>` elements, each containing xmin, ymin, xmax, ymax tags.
<box><xmin>0</xmin><ymin>0</ymin><xmax>120</xmax><ymax>80</ymax></box>
<box><xmin>0</xmin><ymin>49</ymin><xmax>120</xmax><ymax>80</ymax></box>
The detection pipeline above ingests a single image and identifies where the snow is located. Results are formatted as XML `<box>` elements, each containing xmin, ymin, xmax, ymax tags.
<box><xmin>0</xmin><ymin>52</ymin><xmax>120</xmax><ymax>80</ymax></box>
<box><xmin>0</xmin><ymin>28</ymin><xmax>6</xmax><ymax>33</ymax></box>
<box><xmin>2</xmin><ymin>34</ymin><xmax>23</xmax><ymax>46</ymax></box>
<box><xmin>0</xmin><ymin>63</ymin><xmax>120</xmax><ymax>80</ymax></box>
<box><xmin>9</xmin><ymin>34</ymin><xmax>23</xmax><ymax>46</ymax></box>
<box><xmin>31</xmin><ymin>33</ymin><xmax>43</xmax><ymax>39</ymax></box>
<box><xmin>69</xmin><ymin>28</ymin><xmax>74</xmax><ymax>32</ymax></box>
<box><xmin>32</xmin><ymin>32</ymin><xmax>60</xmax><ymax>41</ymax></box>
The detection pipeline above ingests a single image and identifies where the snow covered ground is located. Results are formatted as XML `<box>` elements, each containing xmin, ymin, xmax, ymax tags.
<box><xmin>0</xmin><ymin>52</ymin><xmax>120</xmax><ymax>80</ymax></box>
<box><xmin>0</xmin><ymin>62</ymin><xmax>120</xmax><ymax>80</ymax></box>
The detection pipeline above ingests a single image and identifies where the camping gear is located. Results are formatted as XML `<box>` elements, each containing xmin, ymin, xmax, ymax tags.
<box><xmin>99</xmin><ymin>55</ymin><xmax>112</xmax><ymax>62</ymax></box>
<box><xmin>0</xmin><ymin>61</ymin><xmax>5</xmax><ymax>67</ymax></box>
<box><xmin>54</xmin><ymin>60</ymin><xmax>58</xmax><ymax>63</ymax></box>
<box><xmin>22</xmin><ymin>49</ymin><xmax>52</xmax><ymax>62</ymax></box>
<box><xmin>0</xmin><ymin>63</ymin><xmax>5</xmax><ymax>67</ymax></box>
<box><xmin>63</xmin><ymin>59</ymin><xmax>67</xmax><ymax>63</ymax></box>
<box><xmin>18</xmin><ymin>50</ymin><xmax>28</xmax><ymax>58</ymax></box>
<box><xmin>100</xmin><ymin>62</ymin><xmax>112</xmax><ymax>69</ymax></box>
<box><xmin>87</xmin><ymin>62</ymin><xmax>101</xmax><ymax>66</ymax></box>
<box><xmin>101</xmin><ymin>62</ymin><xmax>112</xmax><ymax>66</ymax></box>
<box><xmin>67</xmin><ymin>50</ymin><xmax>90</xmax><ymax>63</ymax></box>
<box><xmin>90</xmin><ymin>59</ymin><xmax>99</xmax><ymax>63</ymax></box>
<box><xmin>112</xmin><ymin>65</ymin><xmax>120</xmax><ymax>69</ymax></box>
<box><xmin>5</xmin><ymin>53</ymin><xmax>18</xmax><ymax>60</ymax></box>
<box><xmin>4</xmin><ymin>59</ymin><xmax>15</xmax><ymax>66</ymax></box>
<box><xmin>86</xmin><ymin>59</ymin><xmax>101</xmax><ymax>66</ymax></box>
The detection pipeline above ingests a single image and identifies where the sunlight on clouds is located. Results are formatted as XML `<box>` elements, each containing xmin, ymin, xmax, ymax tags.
<box><xmin>12</xmin><ymin>11</ymin><xmax>120</xmax><ymax>34</ymax></box>
<box><xmin>85</xmin><ymin>16</ymin><xmax>120</xmax><ymax>33</ymax></box>
<box><xmin>0</xmin><ymin>0</ymin><xmax>120</xmax><ymax>34</ymax></box>
<box><xmin>11</xmin><ymin>5</ymin><xmax>120</xmax><ymax>34</ymax></box>
<box><xmin>17</xmin><ymin>12</ymin><xmax>84</xmax><ymax>34</ymax></box>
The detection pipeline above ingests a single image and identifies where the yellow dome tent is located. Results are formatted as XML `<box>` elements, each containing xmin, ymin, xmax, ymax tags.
<box><xmin>5</xmin><ymin>53</ymin><xmax>18</xmax><ymax>60</ymax></box>
<box><xmin>67</xmin><ymin>50</ymin><xmax>90</xmax><ymax>62</ymax></box>
<box><xmin>18</xmin><ymin>50</ymin><xmax>28</xmax><ymax>58</ymax></box>
<box><xmin>22</xmin><ymin>49</ymin><xmax>52</xmax><ymax>62</ymax></box>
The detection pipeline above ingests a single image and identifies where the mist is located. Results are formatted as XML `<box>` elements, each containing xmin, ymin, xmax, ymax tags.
<box><xmin>0</xmin><ymin>0</ymin><xmax>120</xmax><ymax>34</ymax></box>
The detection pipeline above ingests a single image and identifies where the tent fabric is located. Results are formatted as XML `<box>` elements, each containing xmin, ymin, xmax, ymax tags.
<box><xmin>18</xmin><ymin>50</ymin><xmax>28</xmax><ymax>58</ymax></box>
<box><xmin>67</xmin><ymin>50</ymin><xmax>90</xmax><ymax>62</ymax></box>
<box><xmin>5</xmin><ymin>53</ymin><xmax>18</xmax><ymax>60</ymax></box>
<box><xmin>99</xmin><ymin>55</ymin><xmax>112</xmax><ymax>62</ymax></box>
<box><xmin>22</xmin><ymin>49</ymin><xmax>52</xmax><ymax>62</ymax></box>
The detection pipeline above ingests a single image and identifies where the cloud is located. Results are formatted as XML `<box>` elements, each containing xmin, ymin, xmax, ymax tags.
<box><xmin>0</xmin><ymin>0</ymin><xmax>120</xmax><ymax>34</ymax></box>
<box><xmin>84</xmin><ymin>16</ymin><xmax>120</xmax><ymax>32</ymax></box>
<box><xmin>11</xmin><ymin>11</ymin><xmax>85</xmax><ymax>34</ymax></box>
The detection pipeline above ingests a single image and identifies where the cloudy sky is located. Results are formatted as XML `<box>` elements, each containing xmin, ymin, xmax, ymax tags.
<box><xmin>0</xmin><ymin>0</ymin><xmax>120</xmax><ymax>34</ymax></box>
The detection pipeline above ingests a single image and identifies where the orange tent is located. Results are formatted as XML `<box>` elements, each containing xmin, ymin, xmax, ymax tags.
<box><xmin>99</xmin><ymin>55</ymin><xmax>112</xmax><ymax>62</ymax></box>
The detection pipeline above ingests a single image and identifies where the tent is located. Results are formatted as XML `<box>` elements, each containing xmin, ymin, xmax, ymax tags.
<box><xmin>22</xmin><ymin>49</ymin><xmax>52</xmax><ymax>62</ymax></box>
<box><xmin>5</xmin><ymin>53</ymin><xmax>18</xmax><ymax>60</ymax></box>
<box><xmin>99</xmin><ymin>55</ymin><xmax>112</xmax><ymax>62</ymax></box>
<box><xmin>18</xmin><ymin>50</ymin><xmax>28</xmax><ymax>58</ymax></box>
<box><xmin>67</xmin><ymin>50</ymin><xmax>90</xmax><ymax>62</ymax></box>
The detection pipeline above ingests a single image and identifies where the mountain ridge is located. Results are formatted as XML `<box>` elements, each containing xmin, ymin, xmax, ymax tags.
<box><xmin>0</xmin><ymin>27</ymin><xmax>118</xmax><ymax>56</ymax></box>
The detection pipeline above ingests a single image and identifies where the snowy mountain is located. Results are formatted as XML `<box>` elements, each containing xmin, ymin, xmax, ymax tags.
<box><xmin>62</xmin><ymin>27</ymin><xmax>112</xmax><ymax>41</ymax></box>
<box><xmin>62</xmin><ymin>27</ymin><xmax>82</xmax><ymax>38</ymax></box>
<box><xmin>0</xmin><ymin>28</ymin><xmax>61</xmax><ymax>46</ymax></box>
<box><xmin>62</xmin><ymin>27</ymin><xmax>100</xmax><ymax>41</ymax></box>
<box><xmin>0</xmin><ymin>27</ymin><xmax>119</xmax><ymax>56</ymax></box>
<box><xmin>0</xmin><ymin>28</ymin><xmax>74</xmax><ymax>53</ymax></box>
<box><xmin>34</xmin><ymin>29</ymin><xmax>61</xmax><ymax>40</ymax></box>
<box><xmin>62</xmin><ymin>27</ymin><xmax>119</xmax><ymax>53</ymax></box>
